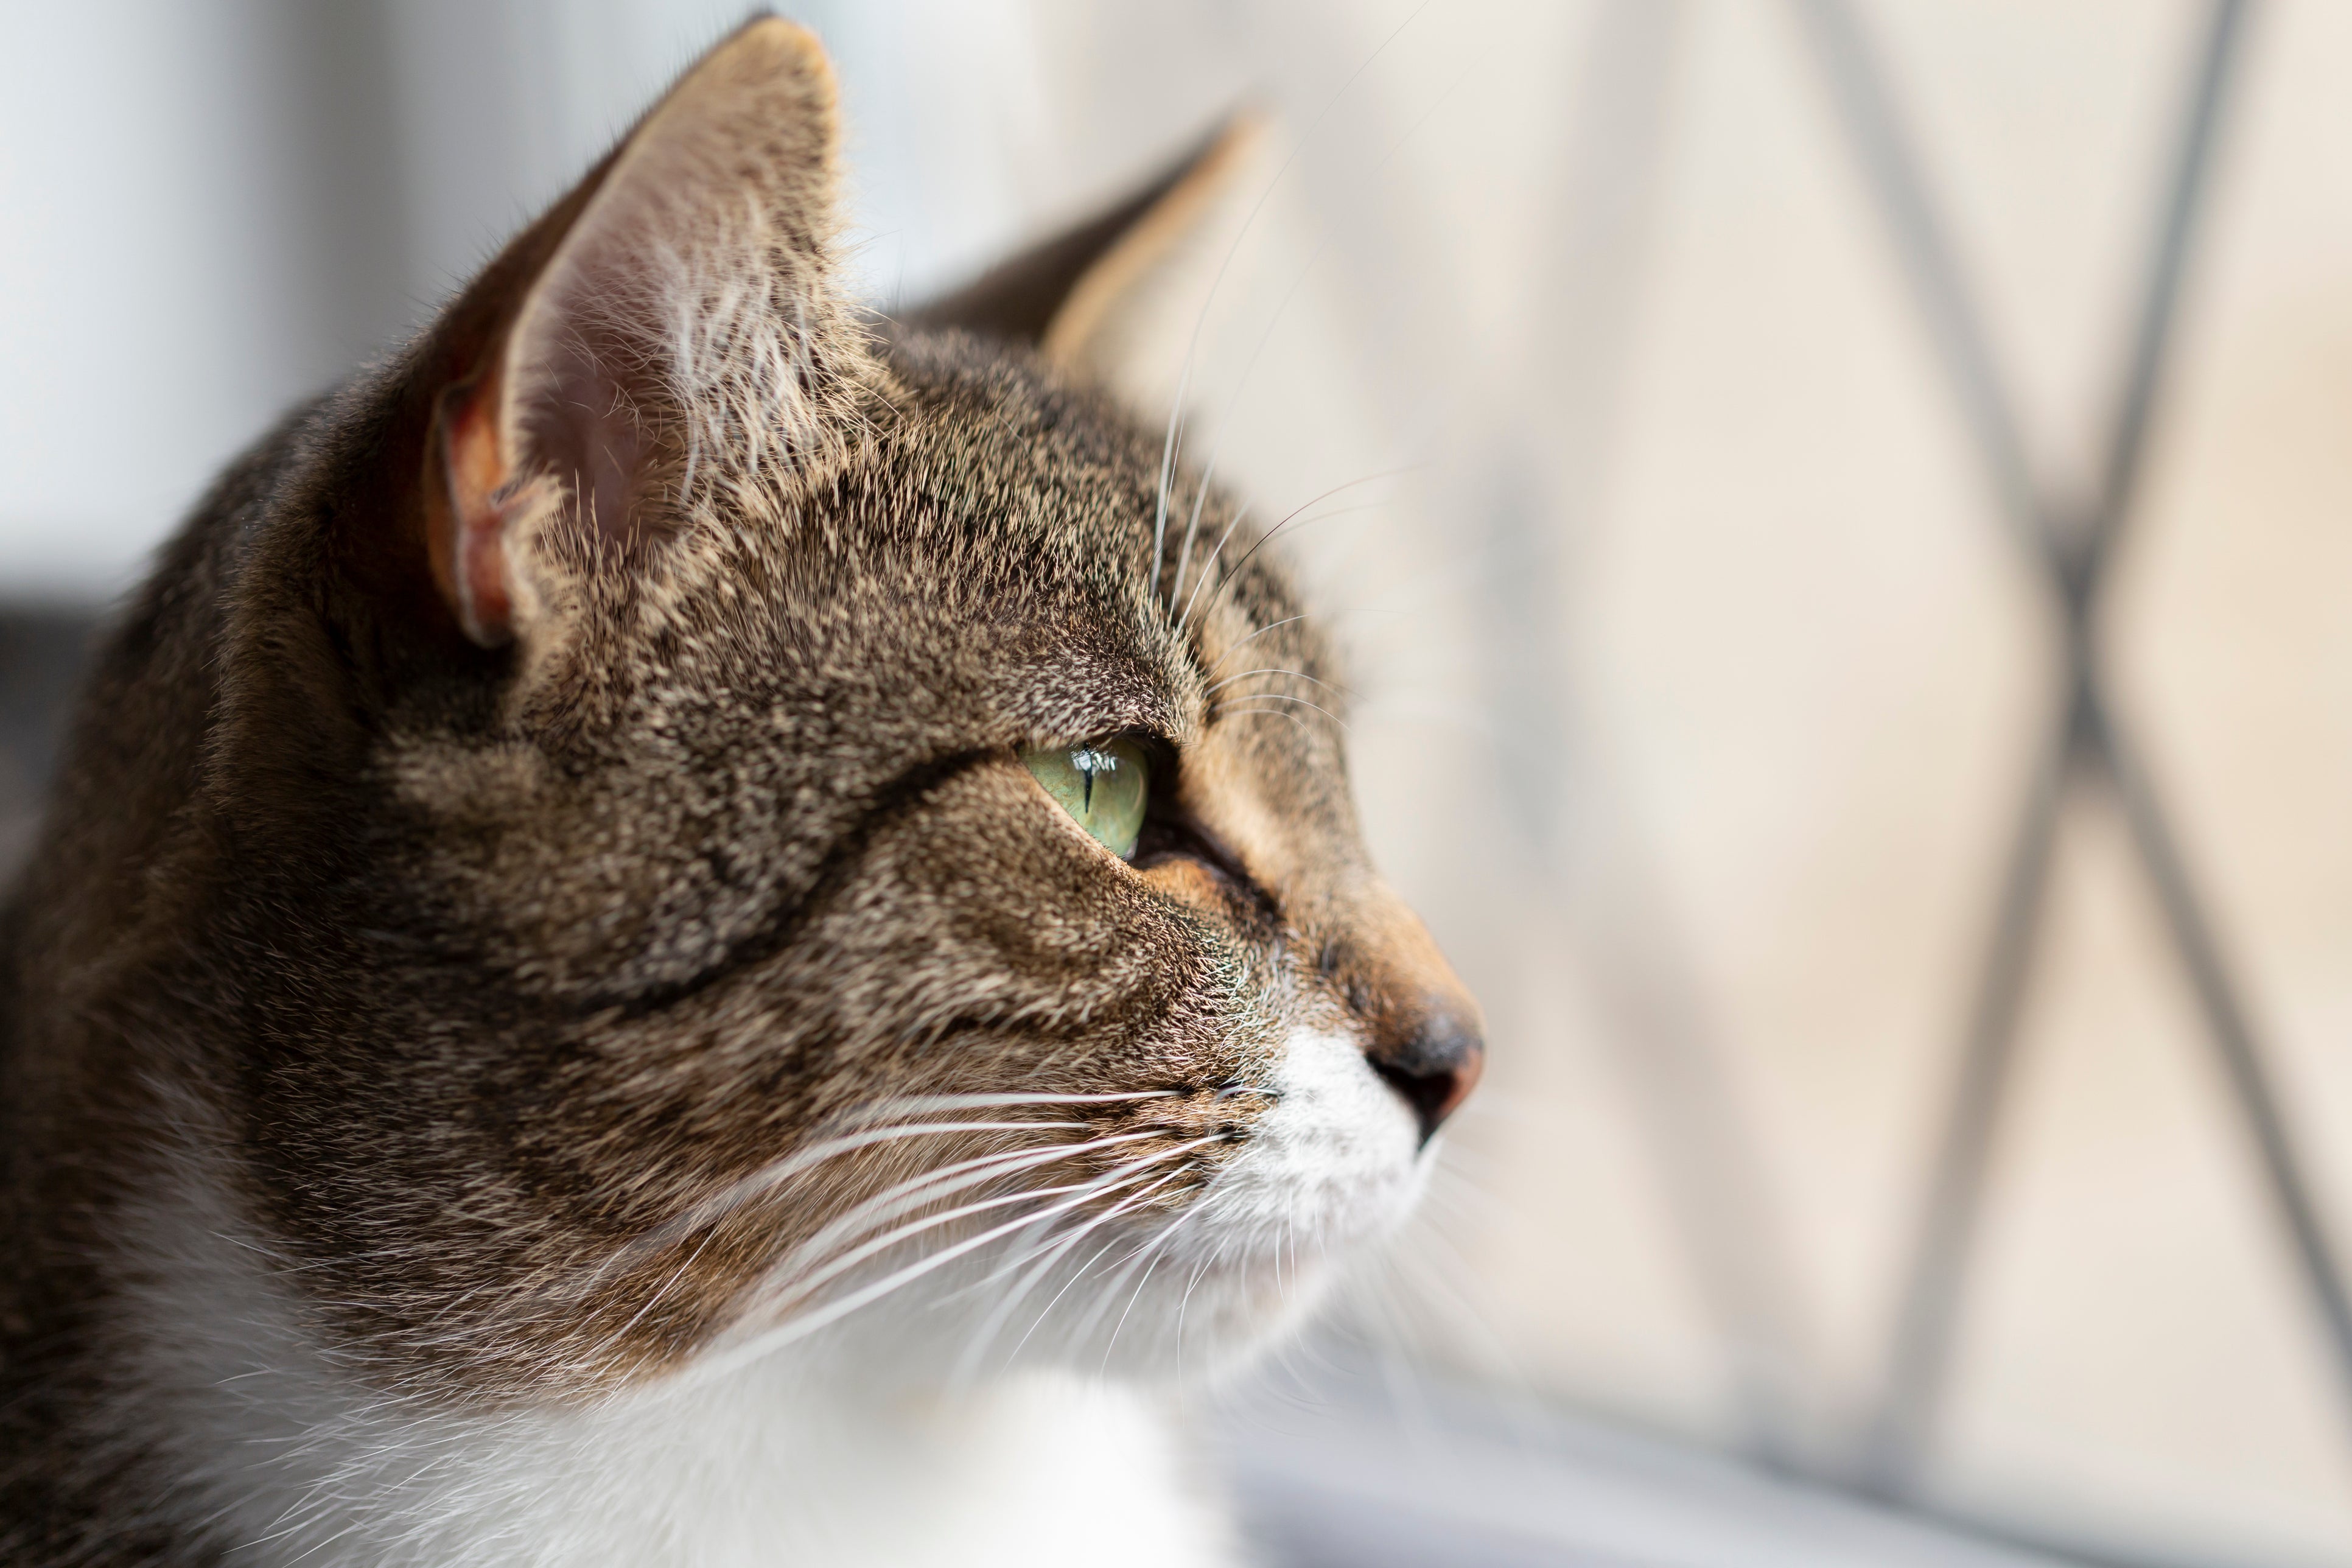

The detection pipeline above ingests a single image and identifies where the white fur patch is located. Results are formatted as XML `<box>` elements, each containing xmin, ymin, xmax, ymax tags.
<box><xmin>1214</xmin><ymin>1026</ymin><xmax>1429</xmax><ymax>1252</ymax></box>
<box><xmin>121</xmin><ymin>1157</ymin><xmax>1234</xmax><ymax>1568</ymax></box>
<box><xmin>1155</xmin><ymin>1027</ymin><xmax>1430</xmax><ymax>1337</ymax></box>
<box><xmin>113</xmin><ymin>1026</ymin><xmax>1424</xmax><ymax>1567</ymax></box>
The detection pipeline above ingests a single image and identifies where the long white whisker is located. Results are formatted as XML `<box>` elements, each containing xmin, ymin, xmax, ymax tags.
<box><xmin>774</xmin><ymin>1130</ymin><xmax>1173</xmax><ymax>1288</ymax></box>
<box><xmin>976</xmin><ymin>1142</ymin><xmax>1220</xmax><ymax>1316</ymax></box>
<box><xmin>1175</xmin><ymin>1250</ymin><xmax>1215</xmax><ymax>1386</ymax></box>
<box><xmin>1009</xmin><ymin>1234</ymin><xmax>1132</xmax><ymax>1367</ymax></box>
<box><xmin>938</xmin><ymin>1138</ymin><xmax>1213</xmax><ymax>1307</ymax></box>
<box><xmin>1206</xmin><ymin>613</ymin><xmax>1311</xmax><ymax>674</ymax></box>
<box><xmin>769</xmin><ymin>1176</ymin><xmax>1116</xmax><ymax>1318</ymax></box>
<box><xmin>1216</xmin><ymin>693</ymin><xmax>1348</xmax><ymax>730</ymax></box>
<box><xmin>957</xmin><ymin>1146</ymin><xmax>1222</xmax><ymax>1376</ymax></box>
<box><xmin>691</xmin><ymin>1194</ymin><xmax>1100</xmax><ymax>1384</ymax></box>
<box><xmin>852</xmin><ymin>1089</ymin><xmax>1177</xmax><ymax>1117</ymax></box>
<box><xmin>693</xmin><ymin>1139</ymin><xmax>1216</xmax><ymax>1381</ymax></box>
<box><xmin>993</xmin><ymin>1198</ymin><xmax>1184</xmax><ymax>1376</ymax></box>
<box><xmin>1062</xmin><ymin>1228</ymin><xmax>1177</xmax><ymax>1359</ymax></box>
<box><xmin>1200</xmin><ymin>667</ymin><xmax>1349</xmax><ymax>699</ymax></box>
<box><xmin>616</xmin><ymin>1118</ymin><xmax>1083</xmax><ymax>1261</ymax></box>
<box><xmin>937</xmin><ymin>1183</ymin><xmax>1188</xmax><ymax>1388</ymax></box>
<box><xmin>1177</xmin><ymin>467</ymin><xmax>1421</xmax><ymax>637</ymax></box>
<box><xmin>1175</xmin><ymin>502</ymin><xmax>1252</xmax><ymax>632</ymax></box>
<box><xmin>1099</xmin><ymin>1249</ymin><xmax>1169</xmax><ymax>1374</ymax></box>
<box><xmin>1192</xmin><ymin>494</ymin><xmax>1402</xmax><ymax>632</ymax></box>
<box><xmin>1216</xmin><ymin>705</ymin><xmax>1324</xmax><ymax>740</ymax></box>
<box><xmin>1096</xmin><ymin>1197</ymin><xmax>1219</xmax><ymax>1374</ymax></box>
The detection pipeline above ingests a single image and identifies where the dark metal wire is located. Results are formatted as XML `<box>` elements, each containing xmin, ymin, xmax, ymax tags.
<box><xmin>1792</xmin><ymin>0</ymin><xmax>2352</xmax><ymax>1500</ymax></box>
<box><xmin>1786</xmin><ymin>0</ymin><xmax>2051</xmax><ymax>568</ymax></box>
<box><xmin>1859</xmin><ymin>690</ymin><xmax>2084</xmax><ymax>1491</ymax></box>
<box><xmin>2090</xmin><ymin>0</ymin><xmax>2253</xmax><ymax>563</ymax></box>
<box><xmin>2089</xmin><ymin>682</ymin><xmax>2352</xmax><ymax>1421</ymax></box>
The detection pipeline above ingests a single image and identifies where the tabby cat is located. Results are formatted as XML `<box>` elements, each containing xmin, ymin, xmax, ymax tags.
<box><xmin>0</xmin><ymin>18</ymin><xmax>1482</xmax><ymax>1567</ymax></box>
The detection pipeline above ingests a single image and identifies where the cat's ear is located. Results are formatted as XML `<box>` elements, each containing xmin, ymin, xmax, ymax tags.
<box><xmin>419</xmin><ymin>16</ymin><xmax>855</xmax><ymax>648</ymax></box>
<box><xmin>909</xmin><ymin>116</ymin><xmax>1265</xmax><ymax>385</ymax></box>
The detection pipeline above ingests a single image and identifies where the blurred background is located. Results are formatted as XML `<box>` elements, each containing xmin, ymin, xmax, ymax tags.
<box><xmin>5</xmin><ymin>2</ymin><xmax>2350</xmax><ymax>1564</ymax></box>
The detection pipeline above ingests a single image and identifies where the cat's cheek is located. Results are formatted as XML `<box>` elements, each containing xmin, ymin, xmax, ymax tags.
<box><xmin>1134</xmin><ymin>855</ymin><xmax>1247</xmax><ymax>923</ymax></box>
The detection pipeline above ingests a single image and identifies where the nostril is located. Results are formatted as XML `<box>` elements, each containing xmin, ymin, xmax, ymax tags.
<box><xmin>1370</xmin><ymin>1060</ymin><xmax>1459</xmax><ymax>1146</ymax></box>
<box><xmin>1366</xmin><ymin>1010</ymin><xmax>1484</xmax><ymax>1146</ymax></box>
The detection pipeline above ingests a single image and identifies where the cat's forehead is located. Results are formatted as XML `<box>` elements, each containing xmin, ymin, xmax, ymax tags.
<box><xmin>913</xmin><ymin>348</ymin><xmax>1316</xmax><ymax>696</ymax></box>
<box><xmin>547</xmin><ymin>330</ymin><xmax>1326</xmax><ymax>774</ymax></box>
<box><xmin>875</xmin><ymin>337</ymin><xmax>1161</xmax><ymax>565</ymax></box>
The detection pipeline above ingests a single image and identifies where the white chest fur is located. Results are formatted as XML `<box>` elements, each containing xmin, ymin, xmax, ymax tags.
<box><xmin>119</xmin><ymin>1165</ymin><xmax>1239</xmax><ymax>1568</ymax></box>
<box><xmin>214</xmin><ymin>1367</ymin><xmax>1236</xmax><ymax>1568</ymax></box>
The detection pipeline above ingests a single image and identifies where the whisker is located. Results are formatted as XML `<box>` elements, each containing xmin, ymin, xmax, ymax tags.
<box><xmin>613</xmin><ymin>1117</ymin><xmax>1083</xmax><ymax>1262</ymax></box>
<box><xmin>1097</xmin><ymin>1198</ymin><xmax>1218</xmax><ymax>1374</ymax></box>
<box><xmin>1194</xmin><ymin>495</ymin><xmax>1402</xmax><ymax>628</ymax></box>
<box><xmin>1169</xmin><ymin>499</ymin><xmax>1245</xmax><ymax>626</ymax></box>
<box><xmin>1174</xmin><ymin>500</ymin><xmax>1256</xmax><ymax>634</ymax></box>
<box><xmin>766</xmin><ymin>1176</ymin><xmax>1113</xmax><ymax>1319</ymax></box>
<box><xmin>1216</xmin><ymin>692</ymin><xmax>1348</xmax><ymax>729</ymax></box>
<box><xmin>772</xmin><ymin>1130</ymin><xmax>1174</xmax><ymax>1290</ymax></box>
<box><xmin>1200</xmin><ymin>667</ymin><xmax>1351</xmax><ymax>700</ymax></box>
<box><xmin>1041</xmin><ymin>1172</ymin><xmax>1226</xmax><ymax>1361</ymax></box>
<box><xmin>693</xmin><ymin>1194</ymin><xmax>1091</xmax><ymax>1382</ymax></box>
<box><xmin>1098</xmin><ymin>1249</ymin><xmax>1169</xmax><ymax>1374</ymax></box>
<box><xmin>693</xmin><ymin>1139</ymin><xmax>1215</xmax><ymax>1381</ymax></box>
<box><xmin>1219</xmin><ymin>708</ymin><xmax>1317</xmax><ymax>737</ymax></box>
<box><xmin>1177</xmin><ymin>467</ymin><xmax>1421</xmax><ymax>637</ymax></box>
<box><xmin>1061</xmin><ymin>1230</ymin><xmax>1177</xmax><ymax>1360</ymax></box>
<box><xmin>1175</xmin><ymin>1249</ymin><xmax>1216</xmax><ymax>1387</ymax></box>
<box><xmin>993</xmin><ymin>1185</ymin><xmax>1189</xmax><ymax>1374</ymax></box>
<box><xmin>938</xmin><ymin>1139</ymin><xmax>1211</xmax><ymax>1306</ymax></box>
<box><xmin>853</xmin><ymin>1089</ymin><xmax>1177</xmax><ymax>1117</ymax></box>
<box><xmin>1206</xmin><ymin>612</ymin><xmax>1311</xmax><ymax>673</ymax></box>
<box><xmin>1217</xmin><ymin>702</ymin><xmax>1342</xmax><ymax>740</ymax></box>
<box><xmin>979</xmin><ymin>1141</ymin><xmax>1222</xmax><ymax>1311</ymax></box>
<box><xmin>956</xmin><ymin>1144</ymin><xmax>1223</xmax><ymax>1376</ymax></box>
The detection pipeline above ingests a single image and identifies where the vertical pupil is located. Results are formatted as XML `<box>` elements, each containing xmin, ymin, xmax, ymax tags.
<box><xmin>1062</xmin><ymin>746</ymin><xmax>1133</xmax><ymax>823</ymax></box>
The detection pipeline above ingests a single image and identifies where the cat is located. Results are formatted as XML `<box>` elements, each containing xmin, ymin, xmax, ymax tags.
<box><xmin>0</xmin><ymin>18</ymin><xmax>1482</xmax><ymax>1567</ymax></box>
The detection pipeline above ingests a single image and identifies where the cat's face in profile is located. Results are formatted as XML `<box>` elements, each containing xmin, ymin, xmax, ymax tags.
<box><xmin>222</xmin><ymin>18</ymin><xmax>1480</xmax><ymax>1401</ymax></box>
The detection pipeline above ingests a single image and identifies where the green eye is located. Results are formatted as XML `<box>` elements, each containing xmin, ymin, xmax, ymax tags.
<box><xmin>1021</xmin><ymin>737</ymin><xmax>1152</xmax><ymax>860</ymax></box>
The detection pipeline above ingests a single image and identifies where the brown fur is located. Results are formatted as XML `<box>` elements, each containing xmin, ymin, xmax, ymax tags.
<box><xmin>0</xmin><ymin>19</ymin><xmax>1478</xmax><ymax>1565</ymax></box>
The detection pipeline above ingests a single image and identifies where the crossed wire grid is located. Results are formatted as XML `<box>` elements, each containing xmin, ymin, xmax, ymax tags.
<box><xmin>1488</xmin><ymin>0</ymin><xmax>2352</xmax><ymax>1555</ymax></box>
<box><xmin>1791</xmin><ymin>0</ymin><xmax>2352</xmax><ymax>1510</ymax></box>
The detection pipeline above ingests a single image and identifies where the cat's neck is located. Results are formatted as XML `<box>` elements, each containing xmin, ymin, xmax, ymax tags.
<box><xmin>105</xmin><ymin>1138</ymin><xmax>1236</xmax><ymax>1568</ymax></box>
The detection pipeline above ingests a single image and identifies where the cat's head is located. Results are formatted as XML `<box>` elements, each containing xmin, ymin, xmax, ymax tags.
<box><xmin>219</xmin><ymin>17</ymin><xmax>1480</xmax><ymax>1398</ymax></box>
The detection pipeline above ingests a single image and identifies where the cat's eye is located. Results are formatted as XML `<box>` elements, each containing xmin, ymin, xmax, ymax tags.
<box><xmin>1021</xmin><ymin>738</ymin><xmax>1152</xmax><ymax>860</ymax></box>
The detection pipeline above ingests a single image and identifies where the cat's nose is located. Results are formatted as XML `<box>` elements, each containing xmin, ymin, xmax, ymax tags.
<box><xmin>1365</xmin><ymin>995</ymin><xmax>1484</xmax><ymax>1146</ymax></box>
<box><xmin>1315</xmin><ymin>881</ymin><xmax>1485</xmax><ymax>1145</ymax></box>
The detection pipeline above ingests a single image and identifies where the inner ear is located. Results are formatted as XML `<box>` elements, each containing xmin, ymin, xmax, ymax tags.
<box><xmin>511</xmin><ymin>259</ymin><xmax>661</xmax><ymax>554</ymax></box>
<box><xmin>420</xmin><ymin>16</ymin><xmax>850</xmax><ymax>650</ymax></box>
<box><xmin>906</xmin><ymin>116</ymin><xmax>1261</xmax><ymax>372</ymax></box>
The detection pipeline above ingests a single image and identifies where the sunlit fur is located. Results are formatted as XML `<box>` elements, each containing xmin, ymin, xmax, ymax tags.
<box><xmin>0</xmin><ymin>19</ymin><xmax>1477</xmax><ymax>1567</ymax></box>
